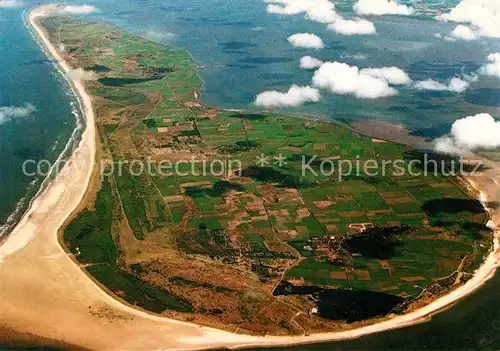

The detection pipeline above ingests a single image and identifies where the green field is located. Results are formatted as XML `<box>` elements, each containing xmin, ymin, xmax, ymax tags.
<box><xmin>49</xmin><ymin>16</ymin><xmax>493</xmax><ymax>330</ymax></box>
<box><xmin>63</xmin><ymin>176</ymin><xmax>191</xmax><ymax>313</ymax></box>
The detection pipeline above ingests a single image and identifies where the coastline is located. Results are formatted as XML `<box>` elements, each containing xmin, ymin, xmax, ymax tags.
<box><xmin>0</xmin><ymin>10</ymin><xmax>85</xmax><ymax>240</ymax></box>
<box><xmin>0</xmin><ymin>5</ymin><xmax>499</xmax><ymax>350</ymax></box>
<box><xmin>0</xmin><ymin>5</ymin><xmax>95</xmax><ymax>263</ymax></box>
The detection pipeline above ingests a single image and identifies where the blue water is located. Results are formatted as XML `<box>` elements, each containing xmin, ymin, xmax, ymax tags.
<box><xmin>86</xmin><ymin>0</ymin><xmax>499</xmax><ymax>131</ymax></box>
<box><xmin>0</xmin><ymin>5</ymin><xmax>79</xmax><ymax>235</ymax></box>
<box><xmin>0</xmin><ymin>0</ymin><xmax>499</xmax><ymax>349</ymax></box>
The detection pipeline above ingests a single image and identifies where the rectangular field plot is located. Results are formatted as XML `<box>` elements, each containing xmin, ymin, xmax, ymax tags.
<box><xmin>287</xmin><ymin>258</ymin><xmax>350</xmax><ymax>289</ymax></box>
<box><xmin>52</xmin><ymin>17</ymin><xmax>495</xmax><ymax>330</ymax></box>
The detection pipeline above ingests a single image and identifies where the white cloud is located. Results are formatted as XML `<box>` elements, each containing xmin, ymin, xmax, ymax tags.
<box><xmin>288</xmin><ymin>33</ymin><xmax>324</xmax><ymax>49</ymax></box>
<box><xmin>305</xmin><ymin>5</ymin><xmax>341</xmax><ymax>24</ymax></box>
<box><xmin>434</xmin><ymin>113</ymin><xmax>500</xmax><ymax>155</ymax></box>
<box><xmin>0</xmin><ymin>0</ymin><xmax>23</xmax><ymax>8</ymax></box>
<box><xmin>437</xmin><ymin>0</ymin><xmax>500</xmax><ymax>39</ymax></box>
<box><xmin>255</xmin><ymin>85</ymin><xmax>320</xmax><ymax>107</ymax></box>
<box><xmin>266</xmin><ymin>1</ymin><xmax>305</xmax><ymax>15</ymax></box>
<box><xmin>353</xmin><ymin>0</ymin><xmax>415</xmax><ymax>16</ymax></box>
<box><xmin>360</xmin><ymin>67</ymin><xmax>412</xmax><ymax>85</ymax></box>
<box><xmin>266</xmin><ymin>0</ymin><xmax>340</xmax><ymax>24</ymax></box>
<box><xmin>143</xmin><ymin>30</ymin><xmax>176</xmax><ymax>42</ymax></box>
<box><xmin>328</xmin><ymin>18</ymin><xmax>376</xmax><ymax>36</ymax></box>
<box><xmin>450</xmin><ymin>24</ymin><xmax>477</xmax><ymax>40</ymax></box>
<box><xmin>434</xmin><ymin>137</ymin><xmax>468</xmax><ymax>155</ymax></box>
<box><xmin>435</xmin><ymin>33</ymin><xmax>458</xmax><ymax>42</ymax></box>
<box><xmin>67</xmin><ymin>68</ymin><xmax>98</xmax><ymax>81</ymax></box>
<box><xmin>414</xmin><ymin>77</ymin><xmax>471</xmax><ymax>93</ymax></box>
<box><xmin>340</xmin><ymin>52</ymin><xmax>367</xmax><ymax>61</ymax></box>
<box><xmin>300</xmin><ymin>56</ymin><xmax>323</xmax><ymax>69</ymax></box>
<box><xmin>480</xmin><ymin>53</ymin><xmax>500</xmax><ymax>78</ymax></box>
<box><xmin>0</xmin><ymin>103</ymin><xmax>36</xmax><ymax>125</ymax></box>
<box><xmin>312</xmin><ymin>62</ymin><xmax>399</xmax><ymax>99</ymax></box>
<box><xmin>264</xmin><ymin>0</ymin><xmax>378</xmax><ymax>36</ymax></box>
<box><xmin>58</xmin><ymin>5</ymin><xmax>99</xmax><ymax>15</ymax></box>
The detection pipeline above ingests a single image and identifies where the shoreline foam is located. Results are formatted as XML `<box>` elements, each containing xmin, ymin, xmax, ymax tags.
<box><xmin>0</xmin><ymin>11</ymin><xmax>85</xmax><ymax>240</ymax></box>
<box><xmin>0</xmin><ymin>5</ymin><xmax>499</xmax><ymax>350</ymax></box>
<box><xmin>0</xmin><ymin>5</ymin><xmax>93</xmax><ymax>263</ymax></box>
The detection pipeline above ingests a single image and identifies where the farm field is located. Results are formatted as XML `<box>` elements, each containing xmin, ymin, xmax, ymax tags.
<box><xmin>45</xmin><ymin>17</ymin><xmax>493</xmax><ymax>334</ymax></box>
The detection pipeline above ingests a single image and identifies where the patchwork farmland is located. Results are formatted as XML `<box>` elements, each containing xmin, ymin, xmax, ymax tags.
<box><xmin>44</xmin><ymin>17</ymin><xmax>493</xmax><ymax>334</ymax></box>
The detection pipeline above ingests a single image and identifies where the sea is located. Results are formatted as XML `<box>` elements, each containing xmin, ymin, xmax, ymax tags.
<box><xmin>0</xmin><ymin>5</ymin><xmax>82</xmax><ymax>236</ymax></box>
<box><xmin>0</xmin><ymin>0</ymin><xmax>499</xmax><ymax>349</ymax></box>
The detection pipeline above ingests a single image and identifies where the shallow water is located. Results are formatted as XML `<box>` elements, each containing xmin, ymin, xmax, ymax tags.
<box><xmin>87</xmin><ymin>0</ymin><xmax>499</xmax><ymax>131</ymax></box>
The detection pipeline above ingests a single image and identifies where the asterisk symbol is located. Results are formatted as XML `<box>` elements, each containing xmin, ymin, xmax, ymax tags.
<box><xmin>255</xmin><ymin>153</ymin><xmax>270</xmax><ymax>167</ymax></box>
<box><xmin>274</xmin><ymin>154</ymin><xmax>287</xmax><ymax>167</ymax></box>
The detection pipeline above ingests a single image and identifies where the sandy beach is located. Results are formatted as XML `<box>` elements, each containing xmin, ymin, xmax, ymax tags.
<box><xmin>1</xmin><ymin>5</ymin><xmax>500</xmax><ymax>350</ymax></box>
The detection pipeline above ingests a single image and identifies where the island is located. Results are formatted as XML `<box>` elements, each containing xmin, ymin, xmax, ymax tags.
<box><xmin>0</xmin><ymin>5</ymin><xmax>499</xmax><ymax>350</ymax></box>
<box><xmin>45</xmin><ymin>14</ymin><xmax>493</xmax><ymax>332</ymax></box>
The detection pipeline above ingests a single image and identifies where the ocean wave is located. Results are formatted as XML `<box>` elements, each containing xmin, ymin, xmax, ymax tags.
<box><xmin>0</xmin><ymin>177</ymin><xmax>39</xmax><ymax>238</ymax></box>
<box><xmin>0</xmin><ymin>10</ymin><xmax>87</xmax><ymax>239</ymax></box>
<box><xmin>0</xmin><ymin>197</ymin><xmax>26</xmax><ymax>238</ymax></box>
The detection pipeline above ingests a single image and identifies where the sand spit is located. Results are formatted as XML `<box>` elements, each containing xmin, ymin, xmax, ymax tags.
<box><xmin>1</xmin><ymin>5</ymin><xmax>500</xmax><ymax>350</ymax></box>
